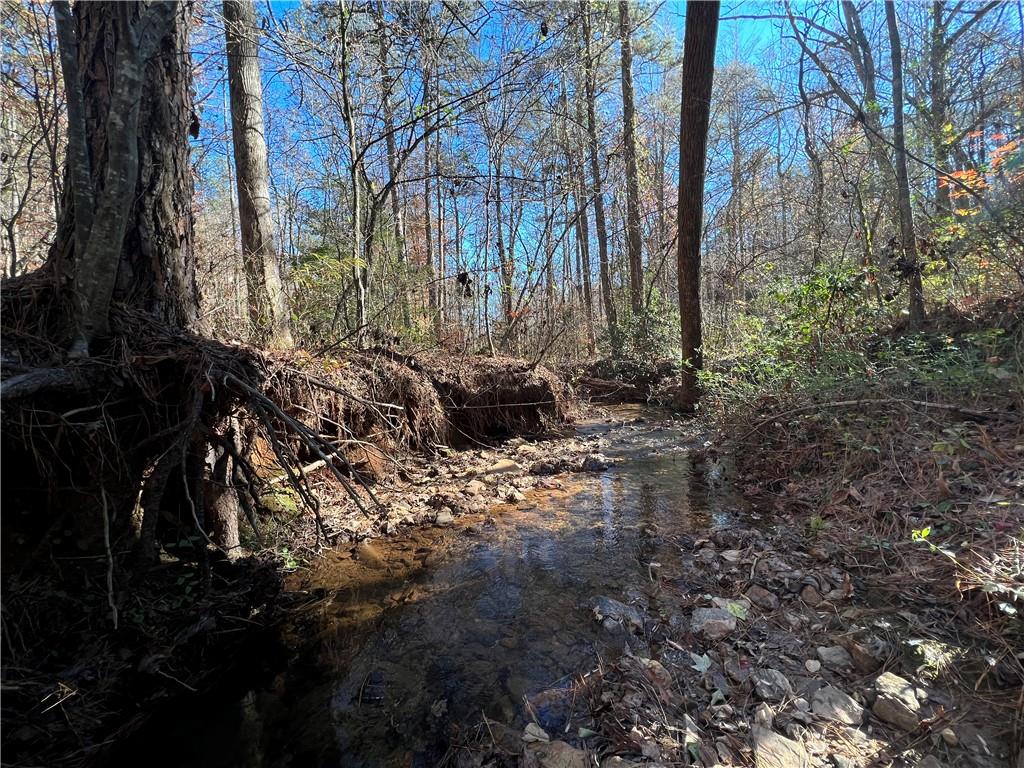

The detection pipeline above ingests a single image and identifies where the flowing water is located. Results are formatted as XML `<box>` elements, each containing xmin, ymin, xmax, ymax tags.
<box><xmin>119</xmin><ymin>408</ymin><xmax>737</xmax><ymax>768</ymax></box>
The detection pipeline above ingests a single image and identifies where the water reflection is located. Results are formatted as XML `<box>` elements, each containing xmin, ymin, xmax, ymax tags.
<box><xmin>112</xmin><ymin>412</ymin><xmax>739</xmax><ymax>768</ymax></box>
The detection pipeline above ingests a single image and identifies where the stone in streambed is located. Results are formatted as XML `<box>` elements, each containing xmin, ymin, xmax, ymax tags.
<box><xmin>810</xmin><ymin>686</ymin><xmax>864</xmax><ymax>725</ymax></box>
<box><xmin>751</xmin><ymin>725</ymin><xmax>809</xmax><ymax>768</ymax></box>
<box><xmin>746</xmin><ymin>584</ymin><xmax>779</xmax><ymax>610</ymax></box>
<box><xmin>691</xmin><ymin>607</ymin><xmax>737</xmax><ymax>640</ymax></box>
<box><xmin>752</xmin><ymin>668</ymin><xmax>793</xmax><ymax>702</ymax></box>
<box><xmin>871</xmin><ymin>671</ymin><xmax>921</xmax><ymax>731</ymax></box>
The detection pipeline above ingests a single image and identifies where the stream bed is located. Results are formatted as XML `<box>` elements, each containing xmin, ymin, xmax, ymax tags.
<box><xmin>119</xmin><ymin>409</ymin><xmax>739</xmax><ymax>767</ymax></box>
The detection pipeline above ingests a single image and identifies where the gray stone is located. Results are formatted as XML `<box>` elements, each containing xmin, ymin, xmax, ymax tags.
<box><xmin>522</xmin><ymin>722</ymin><xmax>550</xmax><ymax>742</ymax></box>
<box><xmin>751</xmin><ymin>725</ymin><xmax>809</xmax><ymax>768</ymax></box>
<box><xmin>483</xmin><ymin>459</ymin><xmax>522</xmax><ymax>475</ymax></box>
<box><xmin>581</xmin><ymin>454</ymin><xmax>613</xmax><ymax>472</ymax></box>
<box><xmin>871</xmin><ymin>672</ymin><xmax>921</xmax><ymax>731</ymax></box>
<box><xmin>433</xmin><ymin>507</ymin><xmax>455</xmax><ymax>526</ymax></box>
<box><xmin>752</xmin><ymin>668</ymin><xmax>794</xmax><ymax>702</ymax></box>
<box><xmin>691</xmin><ymin>607</ymin><xmax>737</xmax><ymax>640</ymax></box>
<box><xmin>755</xmin><ymin>702</ymin><xmax>775</xmax><ymax>728</ymax></box>
<box><xmin>940</xmin><ymin>728</ymin><xmax>957</xmax><ymax>747</ymax></box>
<box><xmin>811</xmin><ymin>686</ymin><xmax>864</xmax><ymax>725</ymax></box>
<box><xmin>590</xmin><ymin>596</ymin><xmax>644</xmax><ymax>629</ymax></box>
<box><xmin>817</xmin><ymin>645</ymin><xmax>854</xmax><ymax>670</ymax></box>
<box><xmin>746</xmin><ymin>585</ymin><xmax>780</xmax><ymax>610</ymax></box>
<box><xmin>804</xmin><ymin>659</ymin><xmax>821</xmax><ymax>673</ymax></box>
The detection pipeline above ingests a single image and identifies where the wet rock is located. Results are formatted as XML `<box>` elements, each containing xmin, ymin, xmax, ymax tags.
<box><xmin>871</xmin><ymin>672</ymin><xmax>921</xmax><ymax>731</ymax></box>
<box><xmin>484</xmin><ymin>459</ymin><xmax>523</xmax><ymax>476</ymax></box>
<box><xmin>811</xmin><ymin>686</ymin><xmax>864</xmax><ymax>725</ymax></box>
<box><xmin>524</xmin><ymin>740</ymin><xmax>588</xmax><ymax>768</ymax></box>
<box><xmin>522</xmin><ymin>722</ymin><xmax>550</xmax><ymax>743</ymax></box>
<box><xmin>751</xmin><ymin>725</ymin><xmax>809</xmax><ymax>768</ymax></box>
<box><xmin>355</xmin><ymin>540</ymin><xmax>386</xmax><ymax>568</ymax></box>
<box><xmin>746</xmin><ymin>585</ymin><xmax>779</xmax><ymax>610</ymax></box>
<box><xmin>581</xmin><ymin>453</ymin><xmax>613</xmax><ymax>472</ymax></box>
<box><xmin>434</xmin><ymin>507</ymin><xmax>455</xmax><ymax>526</ymax></box>
<box><xmin>691</xmin><ymin>607</ymin><xmax>737</xmax><ymax>640</ymax></box>
<box><xmin>817</xmin><ymin>645</ymin><xmax>854</xmax><ymax>670</ymax></box>
<box><xmin>590</xmin><ymin>596</ymin><xmax>644</xmax><ymax>630</ymax></box>
<box><xmin>752</xmin><ymin>668</ymin><xmax>794</xmax><ymax>702</ymax></box>
<box><xmin>754</xmin><ymin>702</ymin><xmax>775</xmax><ymax>728</ymax></box>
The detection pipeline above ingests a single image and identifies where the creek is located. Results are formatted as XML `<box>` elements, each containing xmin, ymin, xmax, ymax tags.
<box><xmin>117</xmin><ymin>407</ymin><xmax>739</xmax><ymax>767</ymax></box>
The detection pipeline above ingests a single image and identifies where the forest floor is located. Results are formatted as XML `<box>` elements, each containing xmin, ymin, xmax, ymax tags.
<box><xmin>3</xmin><ymin>298</ymin><xmax>1021</xmax><ymax>768</ymax></box>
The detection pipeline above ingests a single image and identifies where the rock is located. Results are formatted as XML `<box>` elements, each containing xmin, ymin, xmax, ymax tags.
<box><xmin>755</xmin><ymin>702</ymin><xmax>775</xmax><ymax>728</ymax></box>
<box><xmin>746</xmin><ymin>585</ymin><xmax>780</xmax><ymax>610</ymax></box>
<box><xmin>751</xmin><ymin>725</ymin><xmax>809</xmax><ymax>768</ymax></box>
<box><xmin>805</xmin><ymin>660</ymin><xmax>821</xmax><ymax>673</ymax></box>
<box><xmin>842</xmin><ymin>632</ymin><xmax>887</xmax><ymax>673</ymax></box>
<box><xmin>522</xmin><ymin>722</ymin><xmax>550</xmax><ymax>743</ymax></box>
<box><xmin>524</xmin><ymin>740</ymin><xmax>588</xmax><ymax>768</ymax></box>
<box><xmin>433</xmin><ymin>507</ymin><xmax>455</xmax><ymax>526</ymax></box>
<box><xmin>465</xmin><ymin>479</ymin><xmax>486</xmax><ymax>496</ymax></box>
<box><xmin>800</xmin><ymin>584</ymin><xmax>823</xmax><ymax>606</ymax></box>
<box><xmin>916</xmin><ymin>757</ymin><xmax>944</xmax><ymax>768</ymax></box>
<box><xmin>636</xmin><ymin>657</ymin><xmax>672</xmax><ymax>688</ymax></box>
<box><xmin>817</xmin><ymin>645</ymin><xmax>853</xmax><ymax>670</ymax></box>
<box><xmin>483</xmin><ymin>459</ymin><xmax>522</xmax><ymax>476</ymax></box>
<box><xmin>871</xmin><ymin>672</ymin><xmax>921</xmax><ymax>731</ymax></box>
<box><xmin>810</xmin><ymin>686</ymin><xmax>864</xmax><ymax>725</ymax></box>
<box><xmin>940</xmin><ymin>728</ymin><xmax>957</xmax><ymax>747</ymax></box>
<box><xmin>506</xmin><ymin>488</ymin><xmax>527</xmax><ymax>503</ymax></box>
<box><xmin>581</xmin><ymin>454</ymin><xmax>613</xmax><ymax>472</ymax></box>
<box><xmin>355</xmin><ymin>540</ymin><xmax>386</xmax><ymax>568</ymax></box>
<box><xmin>691</xmin><ymin>607</ymin><xmax>737</xmax><ymax>640</ymax></box>
<box><xmin>752</xmin><ymin>668</ymin><xmax>794</xmax><ymax>702</ymax></box>
<box><xmin>721</xmin><ymin>549</ymin><xmax>743</xmax><ymax>563</ymax></box>
<box><xmin>590</xmin><ymin>596</ymin><xmax>644</xmax><ymax>629</ymax></box>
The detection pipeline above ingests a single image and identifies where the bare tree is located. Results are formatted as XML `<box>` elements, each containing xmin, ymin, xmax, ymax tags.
<box><xmin>224</xmin><ymin>0</ymin><xmax>293</xmax><ymax>348</ymax></box>
<box><xmin>885</xmin><ymin>1</ymin><xmax>926</xmax><ymax>328</ymax></box>
<box><xmin>676</xmin><ymin>1</ymin><xmax>719</xmax><ymax>409</ymax></box>
<box><xmin>619</xmin><ymin>0</ymin><xmax>643</xmax><ymax>315</ymax></box>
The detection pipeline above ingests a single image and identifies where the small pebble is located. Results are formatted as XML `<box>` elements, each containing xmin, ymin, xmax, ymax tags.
<box><xmin>805</xmin><ymin>659</ymin><xmax>822</xmax><ymax>673</ymax></box>
<box><xmin>941</xmin><ymin>728</ymin><xmax>958</xmax><ymax>747</ymax></box>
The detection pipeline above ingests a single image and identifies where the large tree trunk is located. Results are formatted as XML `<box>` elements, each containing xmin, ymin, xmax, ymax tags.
<box><xmin>53</xmin><ymin>0</ymin><xmax>200</xmax><ymax>353</ymax></box>
<box><xmin>885</xmin><ymin>1</ymin><xmax>926</xmax><ymax>329</ymax></box>
<box><xmin>676</xmin><ymin>1</ymin><xmax>719</xmax><ymax>410</ymax></box>
<box><xmin>224</xmin><ymin>0</ymin><xmax>292</xmax><ymax>348</ymax></box>
<box><xmin>580</xmin><ymin>1</ymin><xmax>617</xmax><ymax>337</ymax></box>
<box><xmin>619</xmin><ymin>0</ymin><xmax>644</xmax><ymax>316</ymax></box>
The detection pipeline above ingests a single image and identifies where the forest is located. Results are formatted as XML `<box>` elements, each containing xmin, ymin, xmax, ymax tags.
<box><xmin>1</xmin><ymin>1</ymin><xmax>1021</xmax><ymax>767</ymax></box>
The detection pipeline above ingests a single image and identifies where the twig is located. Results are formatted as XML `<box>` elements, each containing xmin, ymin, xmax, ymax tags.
<box><xmin>100</xmin><ymin>487</ymin><xmax>118</xmax><ymax>630</ymax></box>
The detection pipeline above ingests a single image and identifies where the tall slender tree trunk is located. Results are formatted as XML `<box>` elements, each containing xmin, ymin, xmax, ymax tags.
<box><xmin>223</xmin><ymin>0</ymin><xmax>292</xmax><ymax>348</ymax></box>
<box><xmin>676</xmin><ymin>1</ymin><xmax>719</xmax><ymax>410</ymax></box>
<box><xmin>580</xmin><ymin>1</ymin><xmax>617</xmax><ymax>337</ymax></box>
<box><xmin>885</xmin><ymin>1</ymin><xmax>926</xmax><ymax>329</ymax></box>
<box><xmin>619</xmin><ymin>0</ymin><xmax>643</xmax><ymax>316</ymax></box>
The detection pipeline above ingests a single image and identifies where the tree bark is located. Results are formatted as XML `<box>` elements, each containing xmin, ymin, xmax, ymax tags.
<box><xmin>885</xmin><ymin>1</ymin><xmax>926</xmax><ymax>329</ymax></box>
<box><xmin>224</xmin><ymin>0</ymin><xmax>292</xmax><ymax>348</ymax></box>
<box><xmin>676</xmin><ymin>1</ymin><xmax>719</xmax><ymax>410</ymax></box>
<box><xmin>52</xmin><ymin>0</ymin><xmax>199</xmax><ymax>353</ymax></box>
<box><xmin>619</xmin><ymin>0</ymin><xmax>644</xmax><ymax>316</ymax></box>
<box><xmin>580</xmin><ymin>1</ymin><xmax>617</xmax><ymax>337</ymax></box>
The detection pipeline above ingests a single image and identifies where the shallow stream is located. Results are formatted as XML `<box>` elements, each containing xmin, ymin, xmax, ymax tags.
<box><xmin>121</xmin><ymin>408</ymin><xmax>737</xmax><ymax>767</ymax></box>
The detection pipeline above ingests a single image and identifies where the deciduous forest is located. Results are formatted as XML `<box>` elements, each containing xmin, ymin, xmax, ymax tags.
<box><xmin>1</xmin><ymin>1</ymin><xmax>1021</xmax><ymax>767</ymax></box>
